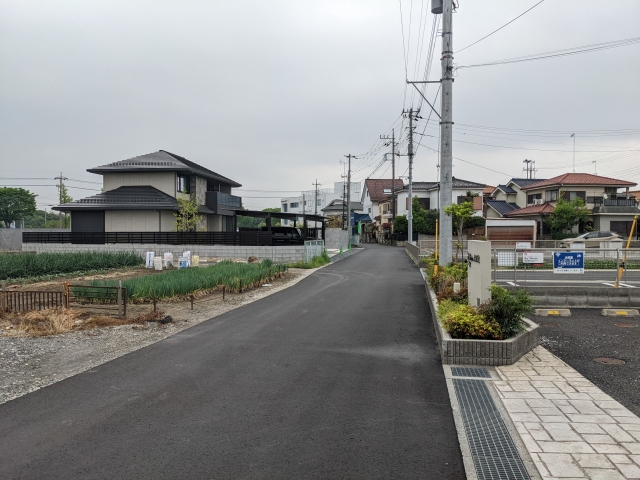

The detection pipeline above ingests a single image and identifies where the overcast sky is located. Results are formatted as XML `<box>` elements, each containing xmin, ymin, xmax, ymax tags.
<box><xmin>1</xmin><ymin>0</ymin><xmax>639</xmax><ymax>211</ymax></box>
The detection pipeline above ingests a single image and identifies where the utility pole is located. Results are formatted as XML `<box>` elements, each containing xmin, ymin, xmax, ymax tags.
<box><xmin>54</xmin><ymin>172</ymin><xmax>68</xmax><ymax>229</ymax></box>
<box><xmin>380</xmin><ymin>128</ymin><xmax>397</xmax><ymax>222</ymax></box>
<box><xmin>434</xmin><ymin>0</ymin><xmax>454</xmax><ymax>264</ymax></box>
<box><xmin>571</xmin><ymin>133</ymin><xmax>576</xmax><ymax>173</ymax></box>
<box><xmin>523</xmin><ymin>159</ymin><xmax>533</xmax><ymax>179</ymax></box>
<box><xmin>313</xmin><ymin>179</ymin><xmax>321</xmax><ymax>215</ymax></box>
<box><xmin>344</xmin><ymin>154</ymin><xmax>354</xmax><ymax>246</ymax></box>
<box><xmin>404</xmin><ymin>109</ymin><xmax>418</xmax><ymax>243</ymax></box>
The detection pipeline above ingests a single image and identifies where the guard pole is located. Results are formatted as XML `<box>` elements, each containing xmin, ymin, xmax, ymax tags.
<box><xmin>615</xmin><ymin>215</ymin><xmax>638</xmax><ymax>287</ymax></box>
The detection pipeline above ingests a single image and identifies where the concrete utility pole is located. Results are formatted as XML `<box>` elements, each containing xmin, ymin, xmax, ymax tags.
<box><xmin>523</xmin><ymin>159</ymin><xmax>533</xmax><ymax>179</ymax></box>
<box><xmin>344</xmin><ymin>154</ymin><xmax>354</xmax><ymax>246</ymax></box>
<box><xmin>54</xmin><ymin>172</ymin><xmax>68</xmax><ymax>229</ymax></box>
<box><xmin>406</xmin><ymin>109</ymin><xmax>418</xmax><ymax>243</ymax></box>
<box><xmin>571</xmin><ymin>133</ymin><xmax>576</xmax><ymax>173</ymax></box>
<box><xmin>380</xmin><ymin>128</ymin><xmax>397</xmax><ymax>222</ymax></box>
<box><xmin>313</xmin><ymin>179</ymin><xmax>320</xmax><ymax>215</ymax></box>
<box><xmin>436</xmin><ymin>0</ymin><xmax>454</xmax><ymax>264</ymax></box>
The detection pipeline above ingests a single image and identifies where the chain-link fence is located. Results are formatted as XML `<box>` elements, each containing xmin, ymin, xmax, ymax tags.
<box><xmin>491</xmin><ymin>248</ymin><xmax>640</xmax><ymax>285</ymax></box>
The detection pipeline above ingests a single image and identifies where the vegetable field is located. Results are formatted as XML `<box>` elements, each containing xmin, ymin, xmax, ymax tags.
<box><xmin>0</xmin><ymin>252</ymin><xmax>144</xmax><ymax>281</ymax></box>
<box><xmin>87</xmin><ymin>260</ymin><xmax>287</xmax><ymax>301</ymax></box>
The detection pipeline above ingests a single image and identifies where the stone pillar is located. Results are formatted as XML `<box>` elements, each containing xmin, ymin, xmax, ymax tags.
<box><xmin>467</xmin><ymin>240</ymin><xmax>492</xmax><ymax>307</ymax></box>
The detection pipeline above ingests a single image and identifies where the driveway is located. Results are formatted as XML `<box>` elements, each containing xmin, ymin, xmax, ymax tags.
<box><xmin>0</xmin><ymin>244</ymin><xmax>464</xmax><ymax>479</ymax></box>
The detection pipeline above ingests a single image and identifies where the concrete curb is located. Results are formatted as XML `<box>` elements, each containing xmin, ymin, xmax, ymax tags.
<box><xmin>421</xmin><ymin>269</ymin><xmax>540</xmax><ymax>366</ymax></box>
<box><xmin>504</xmin><ymin>285</ymin><xmax>640</xmax><ymax>308</ymax></box>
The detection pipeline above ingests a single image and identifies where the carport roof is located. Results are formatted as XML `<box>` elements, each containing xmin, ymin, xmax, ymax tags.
<box><xmin>234</xmin><ymin>209</ymin><xmax>326</xmax><ymax>223</ymax></box>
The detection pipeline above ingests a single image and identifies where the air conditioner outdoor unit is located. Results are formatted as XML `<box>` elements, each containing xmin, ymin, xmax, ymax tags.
<box><xmin>533</xmin><ymin>199</ymin><xmax>544</xmax><ymax>205</ymax></box>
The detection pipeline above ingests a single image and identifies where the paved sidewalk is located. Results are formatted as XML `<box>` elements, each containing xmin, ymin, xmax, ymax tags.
<box><xmin>495</xmin><ymin>346</ymin><xmax>640</xmax><ymax>480</ymax></box>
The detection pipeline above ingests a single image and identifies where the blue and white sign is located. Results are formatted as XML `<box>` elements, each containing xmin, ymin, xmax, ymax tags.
<box><xmin>553</xmin><ymin>252</ymin><xmax>584</xmax><ymax>274</ymax></box>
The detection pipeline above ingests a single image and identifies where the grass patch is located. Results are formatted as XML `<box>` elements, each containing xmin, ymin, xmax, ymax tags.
<box><xmin>85</xmin><ymin>259</ymin><xmax>287</xmax><ymax>301</ymax></box>
<box><xmin>289</xmin><ymin>250</ymin><xmax>331</xmax><ymax>269</ymax></box>
<box><xmin>0</xmin><ymin>251</ymin><xmax>144</xmax><ymax>282</ymax></box>
<box><xmin>1</xmin><ymin>308</ymin><xmax>166</xmax><ymax>337</ymax></box>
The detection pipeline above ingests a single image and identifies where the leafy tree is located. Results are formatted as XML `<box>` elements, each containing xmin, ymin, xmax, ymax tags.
<box><xmin>173</xmin><ymin>196</ymin><xmax>203</xmax><ymax>232</ymax></box>
<box><xmin>461</xmin><ymin>215</ymin><xmax>485</xmax><ymax>231</ymax></box>
<box><xmin>411</xmin><ymin>197</ymin><xmax>438</xmax><ymax>235</ymax></box>
<box><xmin>394</xmin><ymin>215</ymin><xmax>408</xmax><ymax>234</ymax></box>
<box><xmin>445</xmin><ymin>201</ymin><xmax>474</xmax><ymax>262</ymax></box>
<box><xmin>326</xmin><ymin>215</ymin><xmax>342</xmax><ymax>228</ymax></box>
<box><xmin>0</xmin><ymin>187</ymin><xmax>37</xmax><ymax>228</ymax></box>
<box><xmin>544</xmin><ymin>196</ymin><xmax>590</xmax><ymax>239</ymax></box>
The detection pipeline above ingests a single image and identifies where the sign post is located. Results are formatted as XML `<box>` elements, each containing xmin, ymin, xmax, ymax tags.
<box><xmin>467</xmin><ymin>240</ymin><xmax>492</xmax><ymax>307</ymax></box>
<box><xmin>553</xmin><ymin>252</ymin><xmax>584</xmax><ymax>274</ymax></box>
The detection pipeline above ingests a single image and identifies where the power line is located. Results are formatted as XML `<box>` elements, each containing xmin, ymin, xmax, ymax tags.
<box><xmin>457</xmin><ymin>36</ymin><xmax>640</xmax><ymax>69</ymax></box>
<box><xmin>456</xmin><ymin>0</ymin><xmax>545</xmax><ymax>54</ymax></box>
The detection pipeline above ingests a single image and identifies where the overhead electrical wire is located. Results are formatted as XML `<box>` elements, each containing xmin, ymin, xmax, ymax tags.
<box><xmin>455</xmin><ymin>0</ymin><xmax>545</xmax><ymax>54</ymax></box>
<box><xmin>457</xmin><ymin>36</ymin><xmax>640</xmax><ymax>69</ymax></box>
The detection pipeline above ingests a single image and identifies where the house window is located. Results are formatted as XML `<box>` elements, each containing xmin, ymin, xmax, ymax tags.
<box><xmin>418</xmin><ymin>198</ymin><xmax>430</xmax><ymax>210</ymax></box>
<box><xmin>177</xmin><ymin>175</ymin><xmax>190</xmax><ymax>194</ymax></box>
<box><xmin>317</xmin><ymin>199</ymin><xmax>322</xmax><ymax>206</ymax></box>
<box><xmin>383</xmin><ymin>188</ymin><xmax>391</xmax><ymax>194</ymax></box>
<box><xmin>562</xmin><ymin>191</ymin><xmax>586</xmax><ymax>202</ymax></box>
<box><xmin>290</xmin><ymin>202</ymin><xmax>299</xmax><ymax>208</ymax></box>
<box><xmin>545</xmin><ymin>190</ymin><xmax>558</xmax><ymax>202</ymax></box>
<box><xmin>527</xmin><ymin>193</ymin><xmax>542</xmax><ymax>204</ymax></box>
<box><xmin>282</xmin><ymin>203</ymin><xmax>288</xmax><ymax>212</ymax></box>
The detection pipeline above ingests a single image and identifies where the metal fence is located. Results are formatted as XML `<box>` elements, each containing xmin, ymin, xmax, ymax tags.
<box><xmin>491</xmin><ymin>248</ymin><xmax>640</xmax><ymax>285</ymax></box>
<box><xmin>1</xmin><ymin>290</ymin><xmax>66</xmax><ymax>313</ymax></box>
<box><xmin>303</xmin><ymin>240</ymin><xmax>324</xmax><ymax>263</ymax></box>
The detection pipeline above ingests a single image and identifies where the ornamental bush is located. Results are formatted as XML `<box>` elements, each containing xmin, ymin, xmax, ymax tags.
<box><xmin>478</xmin><ymin>285</ymin><xmax>532</xmax><ymax>337</ymax></box>
<box><xmin>438</xmin><ymin>300</ymin><xmax>503</xmax><ymax>340</ymax></box>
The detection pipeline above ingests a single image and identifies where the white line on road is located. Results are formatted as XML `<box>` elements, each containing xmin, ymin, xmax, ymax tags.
<box><xmin>506</xmin><ymin>281</ymin><xmax>517</xmax><ymax>286</ymax></box>
<box><xmin>602</xmin><ymin>283</ymin><xmax>616</xmax><ymax>287</ymax></box>
<box><xmin>619</xmin><ymin>283</ymin><xmax>637</xmax><ymax>288</ymax></box>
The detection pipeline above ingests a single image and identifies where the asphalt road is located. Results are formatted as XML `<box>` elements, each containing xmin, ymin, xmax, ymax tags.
<box><xmin>538</xmin><ymin>308</ymin><xmax>640</xmax><ymax>417</ymax></box>
<box><xmin>0</xmin><ymin>245</ymin><xmax>465</xmax><ymax>479</ymax></box>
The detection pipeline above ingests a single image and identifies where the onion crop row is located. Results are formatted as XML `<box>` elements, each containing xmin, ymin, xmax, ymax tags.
<box><xmin>87</xmin><ymin>259</ymin><xmax>287</xmax><ymax>301</ymax></box>
<box><xmin>0</xmin><ymin>252</ymin><xmax>143</xmax><ymax>281</ymax></box>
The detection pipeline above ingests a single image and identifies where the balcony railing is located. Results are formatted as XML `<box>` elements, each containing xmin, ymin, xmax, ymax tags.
<box><xmin>206</xmin><ymin>191</ymin><xmax>242</xmax><ymax>214</ymax></box>
<box><xmin>603</xmin><ymin>198</ymin><xmax>637</xmax><ymax>207</ymax></box>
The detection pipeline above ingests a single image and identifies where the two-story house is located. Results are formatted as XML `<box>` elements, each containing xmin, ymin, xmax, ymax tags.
<box><xmin>502</xmin><ymin>173</ymin><xmax>639</xmax><ymax>237</ymax></box>
<box><xmin>280</xmin><ymin>182</ymin><xmax>360</xmax><ymax>227</ymax></box>
<box><xmin>53</xmin><ymin>150</ymin><xmax>242</xmax><ymax>233</ymax></box>
<box><xmin>395</xmin><ymin>177</ymin><xmax>486</xmax><ymax>217</ymax></box>
<box><xmin>361</xmin><ymin>179</ymin><xmax>405</xmax><ymax>226</ymax></box>
<box><xmin>485</xmin><ymin>178</ymin><xmax>547</xmax><ymax>218</ymax></box>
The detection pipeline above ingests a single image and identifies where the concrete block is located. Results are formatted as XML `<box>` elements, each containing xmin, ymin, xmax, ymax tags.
<box><xmin>534</xmin><ymin>309</ymin><xmax>571</xmax><ymax>317</ymax></box>
<box><xmin>607</xmin><ymin>295</ymin><xmax>631</xmax><ymax>308</ymax></box>
<box><xmin>601</xmin><ymin>308</ymin><xmax>639</xmax><ymax>317</ymax></box>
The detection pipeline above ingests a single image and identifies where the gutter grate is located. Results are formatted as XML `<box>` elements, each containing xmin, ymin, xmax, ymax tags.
<box><xmin>453</xmin><ymin>379</ymin><xmax>530</xmax><ymax>480</ymax></box>
<box><xmin>452</xmin><ymin>367</ymin><xmax>491</xmax><ymax>378</ymax></box>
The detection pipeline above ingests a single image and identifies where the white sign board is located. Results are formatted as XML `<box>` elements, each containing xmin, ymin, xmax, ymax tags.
<box><xmin>516</xmin><ymin>242</ymin><xmax>532</xmax><ymax>250</ymax></box>
<box><xmin>523</xmin><ymin>252</ymin><xmax>544</xmax><ymax>264</ymax></box>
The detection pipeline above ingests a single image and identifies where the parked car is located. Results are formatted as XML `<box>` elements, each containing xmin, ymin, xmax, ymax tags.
<box><xmin>261</xmin><ymin>226</ymin><xmax>304</xmax><ymax>245</ymax></box>
<box><xmin>561</xmin><ymin>231</ymin><xmax>621</xmax><ymax>248</ymax></box>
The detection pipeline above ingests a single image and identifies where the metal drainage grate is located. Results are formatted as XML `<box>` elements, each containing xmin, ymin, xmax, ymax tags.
<box><xmin>452</xmin><ymin>367</ymin><xmax>491</xmax><ymax>378</ymax></box>
<box><xmin>453</xmin><ymin>379</ymin><xmax>530</xmax><ymax>480</ymax></box>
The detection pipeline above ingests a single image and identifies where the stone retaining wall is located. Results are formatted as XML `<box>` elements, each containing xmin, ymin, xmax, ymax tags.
<box><xmin>422</xmin><ymin>270</ymin><xmax>540</xmax><ymax>366</ymax></box>
<box><xmin>22</xmin><ymin>243</ymin><xmax>305</xmax><ymax>263</ymax></box>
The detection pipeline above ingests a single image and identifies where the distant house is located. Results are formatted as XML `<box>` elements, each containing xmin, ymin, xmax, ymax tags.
<box><xmin>502</xmin><ymin>173</ymin><xmax>640</xmax><ymax>237</ymax></box>
<box><xmin>485</xmin><ymin>178</ymin><xmax>546</xmax><ymax>218</ymax></box>
<box><xmin>280</xmin><ymin>181</ymin><xmax>359</xmax><ymax>227</ymax></box>
<box><xmin>53</xmin><ymin>150</ymin><xmax>242</xmax><ymax>233</ymax></box>
<box><xmin>361</xmin><ymin>179</ymin><xmax>405</xmax><ymax>228</ymax></box>
<box><xmin>395</xmin><ymin>177</ymin><xmax>486</xmax><ymax>217</ymax></box>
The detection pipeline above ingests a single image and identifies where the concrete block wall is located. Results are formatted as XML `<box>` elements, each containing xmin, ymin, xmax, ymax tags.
<box><xmin>325</xmin><ymin>229</ymin><xmax>349</xmax><ymax>250</ymax></box>
<box><xmin>22</xmin><ymin>243</ymin><xmax>306</xmax><ymax>263</ymax></box>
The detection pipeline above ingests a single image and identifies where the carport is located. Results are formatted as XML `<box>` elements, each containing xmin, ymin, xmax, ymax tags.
<box><xmin>233</xmin><ymin>209</ymin><xmax>327</xmax><ymax>241</ymax></box>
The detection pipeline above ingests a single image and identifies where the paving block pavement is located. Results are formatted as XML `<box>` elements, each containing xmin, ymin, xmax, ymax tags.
<box><xmin>495</xmin><ymin>346</ymin><xmax>640</xmax><ymax>479</ymax></box>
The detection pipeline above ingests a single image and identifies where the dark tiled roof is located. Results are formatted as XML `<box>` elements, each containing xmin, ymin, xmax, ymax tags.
<box><xmin>509</xmin><ymin>178</ymin><xmax>547</xmax><ymax>188</ymax></box>
<box><xmin>496</xmin><ymin>184</ymin><xmax>517</xmax><ymax>194</ymax></box>
<box><xmin>322</xmin><ymin>199</ymin><xmax>363</xmax><ymax>213</ymax></box>
<box><xmin>487</xmin><ymin>200</ymin><xmax>521</xmax><ymax>216</ymax></box>
<box><xmin>592</xmin><ymin>205</ymin><xmax>640</xmax><ymax>214</ymax></box>
<box><xmin>522</xmin><ymin>173</ymin><xmax>636</xmax><ymax>190</ymax></box>
<box><xmin>364</xmin><ymin>179</ymin><xmax>405</xmax><ymax>202</ymax></box>
<box><xmin>397</xmin><ymin>177</ymin><xmax>486</xmax><ymax>192</ymax></box>
<box><xmin>87</xmin><ymin>150</ymin><xmax>242</xmax><ymax>187</ymax></box>
<box><xmin>53</xmin><ymin>186</ymin><xmax>213</xmax><ymax>214</ymax></box>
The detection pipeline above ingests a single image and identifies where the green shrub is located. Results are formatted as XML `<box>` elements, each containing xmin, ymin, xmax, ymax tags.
<box><xmin>289</xmin><ymin>251</ymin><xmax>330</xmax><ymax>269</ymax></box>
<box><xmin>479</xmin><ymin>285</ymin><xmax>532</xmax><ymax>338</ymax></box>
<box><xmin>437</xmin><ymin>286</ymin><xmax>468</xmax><ymax>304</ymax></box>
<box><xmin>439</xmin><ymin>301</ymin><xmax>503</xmax><ymax>340</ymax></box>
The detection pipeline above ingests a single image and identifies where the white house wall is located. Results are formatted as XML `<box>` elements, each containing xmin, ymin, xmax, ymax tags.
<box><xmin>102</xmin><ymin>172</ymin><xmax>176</xmax><ymax>197</ymax></box>
<box><xmin>105</xmin><ymin>210</ymin><xmax>166</xmax><ymax>232</ymax></box>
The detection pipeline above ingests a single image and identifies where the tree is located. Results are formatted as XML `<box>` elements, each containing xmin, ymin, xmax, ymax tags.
<box><xmin>173</xmin><ymin>196</ymin><xmax>203</xmax><ymax>232</ymax></box>
<box><xmin>544</xmin><ymin>196</ymin><xmax>590</xmax><ymax>239</ymax></box>
<box><xmin>445</xmin><ymin>201</ymin><xmax>474</xmax><ymax>262</ymax></box>
<box><xmin>411</xmin><ymin>197</ymin><xmax>438</xmax><ymax>235</ymax></box>
<box><xmin>394</xmin><ymin>215</ymin><xmax>408</xmax><ymax>234</ymax></box>
<box><xmin>0</xmin><ymin>187</ymin><xmax>37</xmax><ymax>228</ymax></box>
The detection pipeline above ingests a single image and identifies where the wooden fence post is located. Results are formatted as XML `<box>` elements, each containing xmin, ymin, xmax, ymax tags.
<box><xmin>123</xmin><ymin>288</ymin><xmax>127</xmax><ymax>318</ymax></box>
<box><xmin>153</xmin><ymin>298</ymin><xmax>157</xmax><ymax>312</ymax></box>
<box><xmin>190</xmin><ymin>295</ymin><xmax>194</xmax><ymax>310</ymax></box>
<box><xmin>1</xmin><ymin>280</ymin><xmax>6</xmax><ymax>312</ymax></box>
<box><xmin>64</xmin><ymin>282</ymin><xmax>70</xmax><ymax>309</ymax></box>
<box><xmin>222</xmin><ymin>285</ymin><xmax>225</xmax><ymax>301</ymax></box>
<box><xmin>117</xmin><ymin>280</ymin><xmax>123</xmax><ymax>317</ymax></box>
